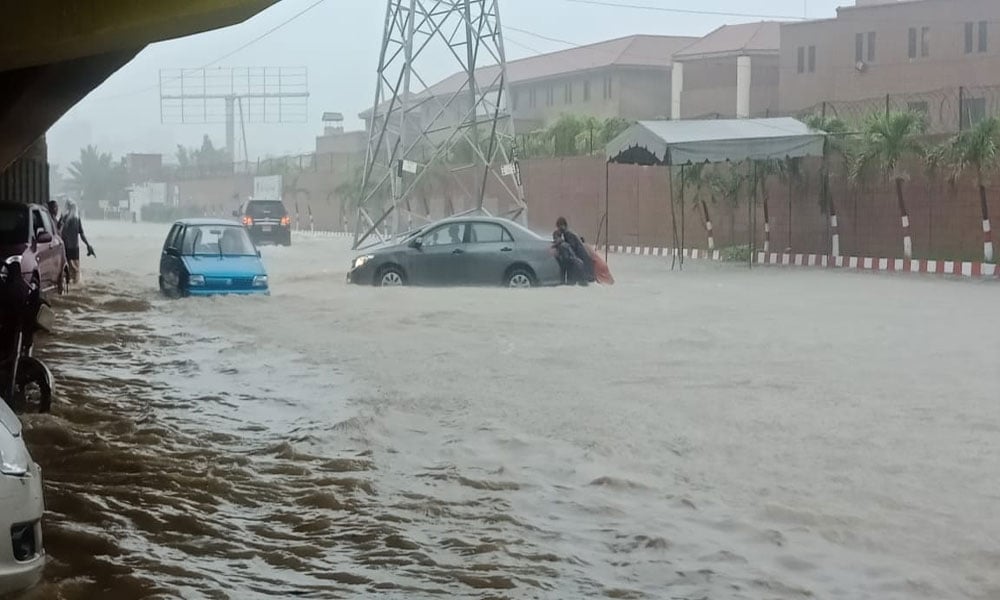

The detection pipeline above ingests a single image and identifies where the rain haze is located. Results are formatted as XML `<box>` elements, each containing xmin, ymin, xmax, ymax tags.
<box><xmin>47</xmin><ymin>0</ymin><xmax>839</xmax><ymax>167</ymax></box>
<box><xmin>3</xmin><ymin>0</ymin><xmax>999</xmax><ymax>599</ymax></box>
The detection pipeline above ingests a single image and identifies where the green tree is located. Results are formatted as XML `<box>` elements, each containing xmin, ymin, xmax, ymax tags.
<box><xmin>806</xmin><ymin>115</ymin><xmax>850</xmax><ymax>256</ymax></box>
<box><xmin>677</xmin><ymin>162</ymin><xmax>713</xmax><ymax>249</ymax></box>
<box><xmin>68</xmin><ymin>145</ymin><xmax>128</xmax><ymax>214</ymax></box>
<box><xmin>176</xmin><ymin>135</ymin><xmax>229</xmax><ymax>172</ymax></box>
<box><xmin>547</xmin><ymin>114</ymin><xmax>585</xmax><ymax>156</ymax></box>
<box><xmin>937</xmin><ymin>116</ymin><xmax>1000</xmax><ymax>262</ymax></box>
<box><xmin>850</xmin><ymin>111</ymin><xmax>926</xmax><ymax>259</ymax></box>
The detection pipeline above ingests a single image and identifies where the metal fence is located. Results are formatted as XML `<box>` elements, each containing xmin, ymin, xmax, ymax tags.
<box><xmin>170</xmin><ymin>152</ymin><xmax>354</xmax><ymax>180</ymax></box>
<box><xmin>794</xmin><ymin>84</ymin><xmax>1000</xmax><ymax>134</ymax></box>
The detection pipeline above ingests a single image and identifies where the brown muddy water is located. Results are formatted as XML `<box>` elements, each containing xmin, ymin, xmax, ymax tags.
<box><xmin>10</xmin><ymin>222</ymin><xmax>1000</xmax><ymax>599</ymax></box>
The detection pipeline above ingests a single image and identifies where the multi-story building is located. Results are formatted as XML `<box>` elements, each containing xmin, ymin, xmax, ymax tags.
<box><xmin>670</xmin><ymin>22</ymin><xmax>781</xmax><ymax>120</ymax></box>
<box><xmin>360</xmin><ymin>35</ymin><xmax>696</xmax><ymax>133</ymax></box>
<box><xmin>779</xmin><ymin>0</ymin><xmax>1000</xmax><ymax>130</ymax></box>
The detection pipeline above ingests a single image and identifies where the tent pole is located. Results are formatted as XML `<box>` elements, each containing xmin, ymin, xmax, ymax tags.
<box><xmin>605</xmin><ymin>160</ymin><xmax>610</xmax><ymax>263</ymax></box>
<box><xmin>787</xmin><ymin>169</ymin><xmax>793</xmax><ymax>250</ymax></box>
<box><xmin>668</xmin><ymin>166</ymin><xmax>679</xmax><ymax>271</ymax></box>
<box><xmin>749</xmin><ymin>161</ymin><xmax>757</xmax><ymax>270</ymax></box>
<box><xmin>680</xmin><ymin>163</ymin><xmax>686</xmax><ymax>270</ymax></box>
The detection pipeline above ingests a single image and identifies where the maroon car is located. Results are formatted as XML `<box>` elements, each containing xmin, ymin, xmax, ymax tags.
<box><xmin>0</xmin><ymin>203</ymin><xmax>67</xmax><ymax>294</ymax></box>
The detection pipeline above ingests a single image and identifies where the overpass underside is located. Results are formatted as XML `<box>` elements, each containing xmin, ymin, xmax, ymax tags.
<box><xmin>0</xmin><ymin>0</ymin><xmax>279</xmax><ymax>204</ymax></box>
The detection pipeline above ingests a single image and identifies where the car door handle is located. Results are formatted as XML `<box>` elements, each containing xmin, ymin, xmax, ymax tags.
<box><xmin>452</xmin><ymin>248</ymin><xmax>465</xmax><ymax>254</ymax></box>
<box><xmin>500</xmin><ymin>247</ymin><xmax>513</xmax><ymax>252</ymax></box>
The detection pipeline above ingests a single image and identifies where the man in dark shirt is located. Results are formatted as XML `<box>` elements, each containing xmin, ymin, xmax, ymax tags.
<box><xmin>556</xmin><ymin>217</ymin><xmax>594</xmax><ymax>283</ymax></box>
<box><xmin>552</xmin><ymin>230</ymin><xmax>585</xmax><ymax>285</ymax></box>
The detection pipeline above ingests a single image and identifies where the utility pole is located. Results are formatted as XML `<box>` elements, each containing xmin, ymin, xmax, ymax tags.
<box><xmin>354</xmin><ymin>0</ymin><xmax>525</xmax><ymax>250</ymax></box>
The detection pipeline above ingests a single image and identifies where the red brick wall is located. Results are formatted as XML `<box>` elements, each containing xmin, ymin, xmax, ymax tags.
<box><xmin>521</xmin><ymin>156</ymin><xmax>1000</xmax><ymax>261</ymax></box>
<box><xmin>171</xmin><ymin>153</ymin><xmax>1000</xmax><ymax>261</ymax></box>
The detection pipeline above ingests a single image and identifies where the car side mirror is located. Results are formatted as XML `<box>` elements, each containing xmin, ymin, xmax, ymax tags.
<box><xmin>35</xmin><ymin>230</ymin><xmax>53</xmax><ymax>244</ymax></box>
<box><xmin>164</xmin><ymin>247</ymin><xmax>181</xmax><ymax>257</ymax></box>
<box><xmin>256</xmin><ymin>249</ymin><xmax>262</xmax><ymax>257</ymax></box>
<box><xmin>409</xmin><ymin>237</ymin><xmax>423</xmax><ymax>249</ymax></box>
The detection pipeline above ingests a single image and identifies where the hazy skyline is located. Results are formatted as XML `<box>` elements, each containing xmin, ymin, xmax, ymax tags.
<box><xmin>48</xmin><ymin>0</ymin><xmax>844</xmax><ymax>168</ymax></box>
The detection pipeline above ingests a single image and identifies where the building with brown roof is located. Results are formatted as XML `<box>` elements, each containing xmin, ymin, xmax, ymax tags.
<box><xmin>670</xmin><ymin>21</ymin><xmax>782</xmax><ymax>120</ymax></box>
<box><xmin>779</xmin><ymin>0</ymin><xmax>1000</xmax><ymax>132</ymax></box>
<box><xmin>360</xmin><ymin>34</ymin><xmax>696</xmax><ymax>133</ymax></box>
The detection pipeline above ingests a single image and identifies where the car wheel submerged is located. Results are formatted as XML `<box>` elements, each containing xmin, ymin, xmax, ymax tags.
<box><xmin>13</xmin><ymin>357</ymin><xmax>52</xmax><ymax>414</ymax></box>
<box><xmin>505</xmin><ymin>267</ymin><xmax>535</xmax><ymax>288</ymax></box>
<box><xmin>376</xmin><ymin>266</ymin><xmax>406</xmax><ymax>287</ymax></box>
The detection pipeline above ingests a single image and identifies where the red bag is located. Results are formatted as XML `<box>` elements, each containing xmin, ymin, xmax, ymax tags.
<box><xmin>587</xmin><ymin>246</ymin><xmax>615</xmax><ymax>285</ymax></box>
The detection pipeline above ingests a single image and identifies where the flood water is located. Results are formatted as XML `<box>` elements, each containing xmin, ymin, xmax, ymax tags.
<box><xmin>13</xmin><ymin>221</ymin><xmax>1000</xmax><ymax>599</ymax></box>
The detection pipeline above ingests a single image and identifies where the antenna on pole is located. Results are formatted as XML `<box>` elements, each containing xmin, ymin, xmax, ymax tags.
<box><xmin>353</xmin><ymin>0</ymin><xmax>526</xmax><ymax>250</ymax></box>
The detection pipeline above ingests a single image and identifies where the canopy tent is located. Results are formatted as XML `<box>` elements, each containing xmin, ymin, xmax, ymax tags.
<box><xmin>600</xmin><ymin>118</ymin><xmax>826</xmax><ymax>269</ymax></box>
<box><xmin>605</xmin><ymin>117</ymin><xmax>825</xmax><ymax>166</ymax></box>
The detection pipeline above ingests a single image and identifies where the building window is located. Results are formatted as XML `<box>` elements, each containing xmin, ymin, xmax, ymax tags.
<box><xmin>856</xmin><ymin>32</ymin><xmax>875</xmax><ymax>63</ymax></box>
<box><xmin>808</xmin><ymin>45</ymin><xmax>816</xmax><ymax>72</ymax></box>
<box><xmin>921</xmin><ymin>26</ymin><xmax>930</xmax><ymax>57</ymax></box>
<box><xmin>529</xmin><ymin>88</ymin><xmax>536</xmax><ymax>108</ymax></box>
<box><xmin>966</xmin><ymin>22</ymin><xmax>975</xmax><ymax>54</ymax></box>
<box><xmin>797</xmin><ymin>46</ymin><xmax>805</xmax><ymax>73</ymax></box>
<box><xmin>908</xmin><ymin>28</ymin><xmax>917</xmax><ymax>59</ymax></box>
<box><xmin>511</xmin><ymin>89</ymin><xmax>519</xmax><ymax>111</ymax></box>
<box><xmin>583</xmin><ymin>80</ymin><xmax>591</xmax><ymax>102</ymax></box>
<box><xmin>979</xmin><ymin>21</ymin><xmax>988</xmax><ymax>53</ymax></box>
<box><xmin>564</xmin><ymin>82</ymin><xmax>573</xmax><ymax>104</ymax></box>
<box><xmin>603</xmin><ymin>76</ymin><xmax>613</xmax><ymax>100</ymax></box>
<box><xmin>963</xmin><ymin>97</ymin><xmax>987</xmax><ymax>128</ymax></box>
<box><xmin>546</xmin><ymin>86</ymin><xmax>554</xmax><ymax>106</ymax></box>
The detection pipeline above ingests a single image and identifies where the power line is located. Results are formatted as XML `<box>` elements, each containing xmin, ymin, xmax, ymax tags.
<box><xmin>93</xmin><ymin>0</ymin><xmax>328</xmax><ymax>102</ymax></box>
<box><xmin>563</xmin><ymin>0</ymin><xmax>807</xmax><ymax>21</ymax></box>
<box><xmin>505</xmin><ymin>26</ymin><xmax>579</xmax><ymax>48</ymax></box>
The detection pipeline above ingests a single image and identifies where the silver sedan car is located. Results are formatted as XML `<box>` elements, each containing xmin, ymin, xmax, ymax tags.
<box><xmin>348</xmin><ymin>217</ymin><xmax>562</xmax><ymax>287</ymax></box>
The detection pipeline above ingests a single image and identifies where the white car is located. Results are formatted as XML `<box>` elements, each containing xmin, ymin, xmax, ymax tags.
<box><xmin>0</xmin><ymin>402</ymin><xmax>44</xmax><ymax>594</ymax></box>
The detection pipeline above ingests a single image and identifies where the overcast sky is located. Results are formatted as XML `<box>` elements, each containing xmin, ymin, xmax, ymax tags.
<box><xmin>48</xmin><ymin>0</ymin><xmax>845</xmax><ymax>168</ymax></box>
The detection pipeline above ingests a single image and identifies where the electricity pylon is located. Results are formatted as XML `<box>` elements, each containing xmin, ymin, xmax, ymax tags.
<box><xmin>353</xmin><ymin>0</ymin><xmax>525</xmax><ymax>249</ymax></box>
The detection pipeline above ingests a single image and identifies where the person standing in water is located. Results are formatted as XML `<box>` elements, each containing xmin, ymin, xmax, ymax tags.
<box><xmin>556</xmin><ymin>217</ymin><xmax>594</xmax><ymax>283</ymax></box>
<box><xmin>59</xmin><ymin>200</ymin><xmax>95</xmax><ymax>284</ymax></box>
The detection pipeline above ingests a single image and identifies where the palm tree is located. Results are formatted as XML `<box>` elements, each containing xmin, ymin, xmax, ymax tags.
<box><xmin>938</xmin><ymin>117</ymin><xmax>1000</xmax><ymax>262</ymax></box>
<box><xmin>806</xmin><ymin>115</ymin><xmax>850</xmax><ymax>257</ymax></box>
<box><xmin>707</xmin><ymin>163</ymin><xmax>745</xmax><ymax>248</ymax></box>
<box><xmin>68</xmin><ymin>145</ymin><xmax>127</xmax><ymax>215</ymax></box>
<box><xmin>850</xmin><ymin>111</ymin><xmax>926</xmax><ymax>259</ymax></box>
<box><xmin>750</xmin><ymin>158</ymin><xmax>793</xmax><ymax>254</ymax></box>
<box><xmin>679</xmin><ymin>162</ymin><xmax>712</xmax><ymax>249</ymax></box>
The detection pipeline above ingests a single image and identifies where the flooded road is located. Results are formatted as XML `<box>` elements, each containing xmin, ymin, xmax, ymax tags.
<box><xmin>14</xmin><ymin>221</ymin><xmax>1000</xmax><ymax>599</ymax></box>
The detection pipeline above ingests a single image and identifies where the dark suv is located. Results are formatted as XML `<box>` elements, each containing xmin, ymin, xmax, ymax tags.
<box><xmin>237</xmin><ymin>200</ymin><xmax>291</xmax><ymax>246</ymax></box>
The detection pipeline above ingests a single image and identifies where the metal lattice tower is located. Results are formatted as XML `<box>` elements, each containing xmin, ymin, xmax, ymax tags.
<box><xmin>353</xmin><ymin>0</ymin><xmax>525</xmax><ymax>249</ymax></box>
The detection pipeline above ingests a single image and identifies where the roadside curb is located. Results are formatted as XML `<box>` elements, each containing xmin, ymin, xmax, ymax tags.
<box><xmin>293</xmin><ymin>230</ymin><xmax>353</xmax><ymax>239</ymax></box>
<box><xmin>598</xmin><ymin>245</ymin><xmax>999</xmax><ymax>280</ymax></box>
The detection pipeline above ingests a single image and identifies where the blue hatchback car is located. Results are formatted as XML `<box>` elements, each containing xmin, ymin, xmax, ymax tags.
<box><xmin>159</xmin><ymin>219</ymin><xmax>269</xmax><ymax>297</ymax></box>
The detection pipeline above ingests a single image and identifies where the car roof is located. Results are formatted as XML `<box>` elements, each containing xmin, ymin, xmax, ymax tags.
<box><xmin>428</xmin><ymin>215</ymin><xmax>518</xmax><ymax>227</ymax></box>
<box><xmin>175</xmin><ymin>218</ymin><xmax>243</xmax><ymax>226</ymax></box>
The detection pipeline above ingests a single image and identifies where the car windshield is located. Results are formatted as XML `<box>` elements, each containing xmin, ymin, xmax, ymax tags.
<box><xmin>0</xmin><ymin>205</ymin><xmax>28</xmax><ymax>245</ymax></box>
<box><xmin>503</xmin><ymin>220</ymin><xmax>547</xmax><ymax>241</ymax></box>
<box><xmin>246</xmin><ymin>201</ymin><xmax>287</xmax><ymax>218</ymax></box>
<box><xmin>181</xmin><ymin>225</ymin><xmax>257</xmax><ymax>256</ymax></box>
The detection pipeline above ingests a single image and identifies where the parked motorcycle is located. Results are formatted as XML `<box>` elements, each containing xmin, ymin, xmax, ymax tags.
<box><xmin>0</xmin><ymin>256</ymin><xmax>53</xmax><ymax>413</ymax></box>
